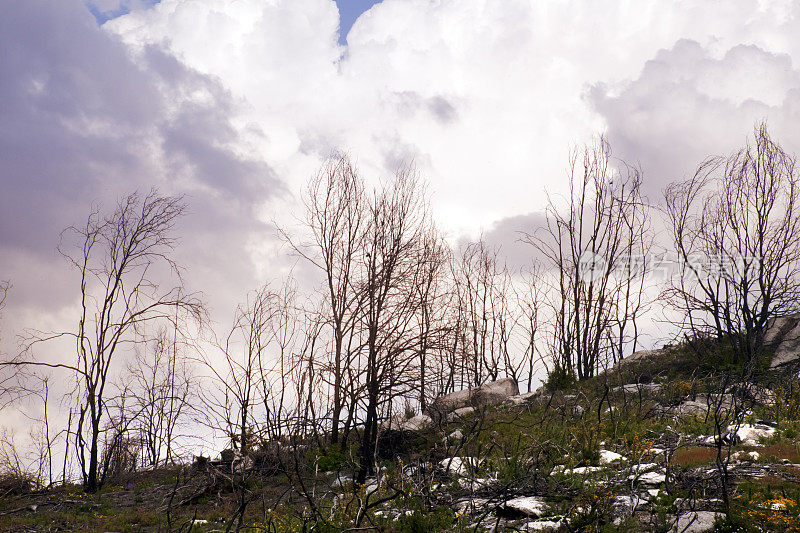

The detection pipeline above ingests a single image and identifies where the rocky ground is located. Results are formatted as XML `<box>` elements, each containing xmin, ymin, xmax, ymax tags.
<box><xmin>3</xmin><ymin>332</ymin><xmax>800</xmax><ymax>531</ymax></box>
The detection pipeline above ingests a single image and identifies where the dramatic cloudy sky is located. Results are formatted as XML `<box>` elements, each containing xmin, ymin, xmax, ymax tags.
<box><xmin>2</xmin><ymin>0</ymin><xmax>800</xmax><ymax>369</ymax></box>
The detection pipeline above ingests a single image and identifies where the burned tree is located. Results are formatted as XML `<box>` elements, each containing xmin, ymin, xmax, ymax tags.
<box><xmin>286</xmin><ymin>156</ymin><xmax>366</xmax><ymax>445</ymax></box>
<box><xmin>664</xmin><ymin>123</ymin><xmax>800</xmax><ymax>365</ymax></box>
<box><xmin>356</xmin><ymin>168</ymin><xmax>430</xmax><ymax>483</ymax></box>
<box><xmin>9</xmin><ymin>191</ymin><xmax>203</xmax><ymax>492</ymax></box>
<box><xmin>527</xmin><ymin>139</ymin><xmax>650</xmax><ymax>380</ymax></box>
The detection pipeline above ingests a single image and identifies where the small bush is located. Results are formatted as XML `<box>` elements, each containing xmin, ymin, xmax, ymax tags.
<box><xmin>0</xmin><ymin>471</ymin><xmax>34</xmax><ymax>494</ymax></box>
<box><xmin>317</xmin><ymin>447</ymin><xmax>346</xmax><ymax>472</ymax></box>
<box><xmin>546</xmin><ymin>365</ymin><xmax>576</xmax><ymax>392</ymax></box>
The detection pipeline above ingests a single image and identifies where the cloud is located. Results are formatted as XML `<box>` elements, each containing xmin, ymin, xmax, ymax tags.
<box><xmin>591</xmin><ymin>39</ymin><xmax>800</xmax><ymax>198</ymax></box>
<box><xmin>4</xmin><ymin>0</ymin><xmax>800</xmax><ymax>357</ymax></box>
<box><xmin>104</xmin><ymin>0</ymin><xmax>800</xmax><ymax>239</ymax></box>
<box><xmin>0</xmin><ymin>0</ymin><xmax>280</xmax><ymax>335</ymax></box>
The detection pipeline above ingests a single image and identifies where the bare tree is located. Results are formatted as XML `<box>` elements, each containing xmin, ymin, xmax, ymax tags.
<box><xmin>356</xmin><ymin>168</ymin><xmax>429</xmax><ymax>483</ymax></box>
<box><xmin>516</xmin><ymin>265</ymin><xmax>543</xmax><ymax>392</ymax></box>
<box><xmin>284</xmin><ymin>155</ymin><xmax>366</xmax><ymax>445</ymax></box>
<box><xmin>454</xmin><ymin>239</ymin><xmax>517</xmax><ymax>386</ymax></box>
<box><xmin>0</xmin><ymin>280</ymin><xmax>7</xmax><ymax>320</ymax></box>
<box><xmin>6</xmin><ymin>190</ymin><xmax>203</xmax><ymax>492</ymax></box>
<box><xmin>0</xmin><ymin>281</ymin><xmax>19</xmax><ymax>408</ymax></box>
<box><xmin>127</xmin><ymin>323</ymin><xmax>195</xmax><ymax>468</ymax></box>
<box><xmin>527</xmin><ymin>139</ymin><xmax>650</xmax><ymax>380</ymax></box>
<box><xmin>664</xmin><ymin>123</ymin><xmax>800</xmax><ymax>365</ymax></box>
<box><xmin>208</xmin><ymin>287</ymin><xmax>277</xmax><ymax>455</ymax></box>
<box><xmin>413</xmin><ymin>227</ymin><xmax>451</xmax><ymax>411</ymax></box>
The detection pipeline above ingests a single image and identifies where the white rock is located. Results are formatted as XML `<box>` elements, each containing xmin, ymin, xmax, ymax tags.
<box><xmin>637</xmin><ymin>471</ymin><xmax>666</xmax><ymax>485</ymax></box>
<box><xmin>766</xmin><ymin>313</ymin><xmax>800</xmax><ymax>368</ymax></box>
<box><xmin>447</xmin><ymin>406</ymin><xmax>476</xmax><ymax>421</ymax></box>
<box><xmin>458</xmin><ymin>477</ymin><xmax>495</xmax><ymax>489</ymax></box>
<box><xmin>399</xmin><ymin>414</ymin><xmax>433</xmax><ymax>432</ymax></box>
<box><xmin>440</xmin><ymin>456</ymin><xmax>481</xmax><ymax>476</ymax></box>
<box><xmin>612</xmin><ymin>494</ymin><xmax>642</xmax><ymax>515</ymax></box>
<box><xmin>507</xmin><ymin>390</ymin><xmax>539</xmax><ymax>405</ymax></box>
<box><xmin>524</xmin><ymin>518</ymin><xmax>562</xmax><ymax>531</ymax></box>
<box><xmin>630</xmin><ymin>463</ymin><xmax>659</xmax><ymax>473</ymax></box>
<box><xmin>628</xmin><ymin>464</ymin><xmax>665</xmax><ymax>485</ymax></box>
<box><xmin>504</xmin><ymin>496</ymin><xmax>548</xmax><ymax>517</ymax></box>
<box><xmin>430</xmin><ymin>378</ymin><xmax>519</xmax><ymax>415</ymax></box>
<box><xmin>728</xmin><ymin>423</ymin><xmax>775</xmax><ymax>446</ymax></box>
<box><xmin>455</xmin><ymin>498</ymin><xmax>490</xmax><ymax>514</ymax></box>
<box><xmin>600</xmin><ymin>449</ymin><xmax>625</xmax><ymax>464</ymax></box>
<box><xmin>565</xmin><ymin>465</ymin><xmax>603</xmax><ymax>475</ymax></box>
<box><xmin>447</xmin><ymin>429</ymin><xmax>464</xmax><ymax>442</ymax></box>
<box><xmin>672</xmin><ymin>511</ymin><xmax>722</xmax><ymax>533</ymax></box>
<box><xmin>731</xmin><ymin>450</ymin><xmax>761</xmax><ymax>462</ymax></box>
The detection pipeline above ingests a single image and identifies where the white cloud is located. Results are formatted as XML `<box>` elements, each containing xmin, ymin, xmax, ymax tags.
<box><xmin>591</xmin><ymin>39</ymin><xmax>800</xmax><ymax>197</ymax></box>
<box><xmin>105</xmin><ymin>0</ymin><xmax>800</xmax><ymax>241</ymax></box>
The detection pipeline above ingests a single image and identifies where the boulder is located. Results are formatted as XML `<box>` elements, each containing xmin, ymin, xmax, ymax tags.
<box><xmin>400</xmin><ymin>414</ymin><xmax>433</xmax><ymax>432</ymax></box>
<box><xmin>672</xmin><ymin>511</ymin><xmax>721</xmax><ymax>533</ymax></box>
<box><xmin>447</xmin><ymin>406</ymin><xmax>476</xmax><ymax>421</ymax></box>
<box><xmin>501</xmin><ymin>496</ymin><xmax>549</xmax><ymax>518</ymax></box>
<box><xmin>599</xmin><ymin>449</ymin><xmax>625</xmax><ymax>464</ymax></box>
<box><xmin>611</xmin><ymin>383</ymin><xmax>661</xmax><ymax>394</ymax></box>
<box><xmin>383</xmin><ymin>413</ymin><xmax>433</xmax><ymax>432</ymax></box>
<box><xmin>428</xmin><ymin>378</ymin><xmax>519</xmax><ymax>418</ymax></box>
<box><xmin>506</xmin><ymin>390</ymin><xmax>540</xmax><ymax>405</ymax></box>
<box><xmin>612</xmin><ymin>494</ymin><xmax>643</xmax><ymax>519</ymax></box>
<box><xmin>524</xmin><ymin>518</ymin><xmax>563</xmax><ymax>531</ymax></box>
<box><xmin>446</xmin><ymin>429</ymin><xmax>464</xmax><ymax>443</ymax></box>
<box><xmin>628</xmin><ymin>463</ymin><xmax>666</xmax><ymax>485</ymax></box>
<box><xmin>765</xmin><ymin>313</ymin><xmax>800</xmax><ymax>367</ymax></box>
<box><xmin>726</xmin><ymin>423</ymin><xmax>775</xmax><ymax>445</ymax></box>
<box><xmin>440</xmin><ymin>456</ymin><xmax>482</xmax><ymax>476</ymax></box>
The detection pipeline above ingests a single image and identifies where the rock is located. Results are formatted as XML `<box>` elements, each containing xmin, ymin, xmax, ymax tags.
<box><xmin>612</xmin><ymin>494</ymin><xmax>642</xmax><ymax>518</ymax></box>
<box><xmin>506</xmin><ymin>390</ymin><xmax>540</xmax><ymax>405</ymax></box>
<box><xmin>673</xmin><ymin>400</ymin><xmax>710</xmax><ymax>416</ymax></box>
<box><xmin>455</xmin><ymin>498</ymin><xmax>490</xmax><ymax>514</ymax></box>
<box><xmin>628</xmin><ymin>464</ymin><xmax>665</xmax><ymax>485</ymax></box>
<box><xmin>672</xmin><ymin>511</ymin><xmax>722</xmax><ymax>533</ymax></box>
<box><xmin>572</xmin><ymin>405</ymin><xmax>585</xmax><ymax>416</ymax></box>
<box><xmin>383</xmin><ymin>413</ymin><xmax>434</xmax><ymax>432</ymax></box>
<box><xmin>440</xmin><ymin>456</ymin><xmax>481</xmax><ymax>476</ymax></box>
<box><xmin>731</xmin><ymin>450</ymin><xmax>760</xmax><ymax>462</ymax></box>
<box><xmin>674</xmin><ymin>498</ymin><xmax>723</xmax><ymax>512</ymax></box>
<box><xmin>564</xmin><ymin>465</ymin><xmax>603</xmax><ymax>475</ymax></box>
<box><xmin>765</xmin><ymin>313</ymin><xmax>800</xmax><ymax>367</ymax></box>
<box><xmin>400</xmin><ymin>414</ymin><xmax>433</xmax><ymax>432</ymax></box>
<box><xmin>446</xmin><ymin>429</ymin><xmax>464</xmax><ymax>442</ymax></box>
<box><xmin>446</xmin><ymin>406</ymin><xmax>476</xmax><ymax>421</ymax></box>
<box><xmin>502</xmin><ymin>496</ymin><xmax>549</xmax><ymax>517</ymax></box>
<box><xmin>727</xmin><ymin>423</ymin><xmax>775</xmax><ymax>445</ymax></box>
<box><xmin>331</xmin><ymin>474</ymin><xmax>352</xmax><ymax>487</ymax></box>
<box><xmin>599</xmin><ymin>449</ymin><xmax>625</xmax><ymax>464</ymax></box>
<box><xmin>610</xmin><ymin>348</ymin><xmax>669</xmax><ymax>371</ymax></box>
<box><xmin>428</xmin><ymin>378</ymin><xmax>519</xmax><ymax>417</ymax></box>
<box><xmin>524</xmin><ymin>518</ymin><xmax>563</xmax><ymax>531</ymax></box>
<box><xmin>611</xmin><ymin>383</ymin><xmax>661</xmax><ymax>394</ymax></box>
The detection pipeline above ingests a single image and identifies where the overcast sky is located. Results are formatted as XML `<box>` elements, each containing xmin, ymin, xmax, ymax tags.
<box><xmin>2</xmin><ymin>0</ymin><xmax>800</xmax><ymax>369</ymax></box>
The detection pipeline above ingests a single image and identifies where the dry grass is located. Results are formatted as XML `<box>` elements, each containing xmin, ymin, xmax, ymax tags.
<box><xmin>751</xmin><ymin>441</ymin><xmax>800</xmax><ymax>464</ymax></box>
<box><xmin>670</xmin><ymin>446</ymin><xmax>720</xmax><ymax>467</ymax></box>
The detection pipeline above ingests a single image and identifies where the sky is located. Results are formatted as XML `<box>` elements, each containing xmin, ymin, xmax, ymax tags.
<box><xmin>2</xmin><ymin>0</ymin><xmax>800</xmax><ymax>422</ymax></box>
<box><xmin>86</xmin><ymin>0</ymin><xmax>382</xmax><ymax>44</ymax></box>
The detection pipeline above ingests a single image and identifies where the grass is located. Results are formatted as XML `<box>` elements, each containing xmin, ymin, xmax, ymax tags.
<box><xmin>4</xmin><ymin>338</ymin><xmax>800</xmax><ymax>531</ymax></box>
<box><xmin>670</xmin><ymin>446</ymin><xmax>720</xmax><ymax>468</ymax></box>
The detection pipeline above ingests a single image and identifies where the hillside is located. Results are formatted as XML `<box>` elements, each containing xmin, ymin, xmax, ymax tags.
<box><xmin>2</xmin><ymin>332</ymin><xmax>800</xmax><ymax>533</ymax></box>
